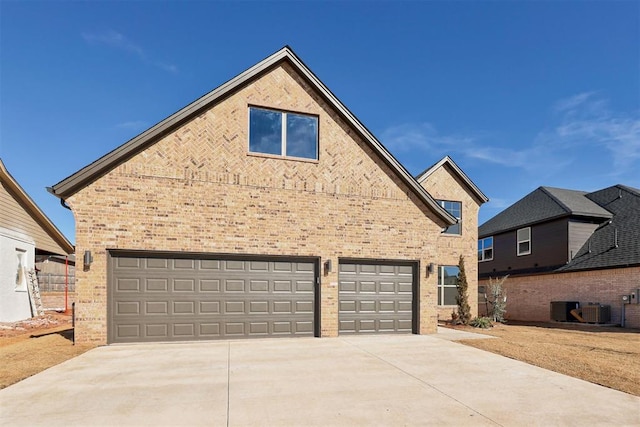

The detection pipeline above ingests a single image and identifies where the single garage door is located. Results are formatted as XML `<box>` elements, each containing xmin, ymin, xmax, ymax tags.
<box><xmin>338</xmin><ymin>261</ymin><xmax>415</xmax><ymax>334</ymax></box>
<box><xmin>108</xmin><ymin>252</ymin><xmax>317</xmax><ymax>343</ymax></box>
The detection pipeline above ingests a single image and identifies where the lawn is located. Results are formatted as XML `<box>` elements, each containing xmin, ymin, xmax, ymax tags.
<box><xmin>449</xmin><ymin>321</ymin><xmax>640</xmax><ymax>397</ymax></box>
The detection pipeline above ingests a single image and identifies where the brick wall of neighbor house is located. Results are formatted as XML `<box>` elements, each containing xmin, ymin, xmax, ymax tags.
<box><xmin>479</xmin><ymin>266</ymin><xmax>640</xmax><ymax>329</ymax></box>
<box><xmin>419</xmin><ymin>165</ymin><xmax>482</xmax><ymax>322</ymax></box>
<box><xmin>67</xmin><ymin>63</ymin><xmax>451</xmax><ymax>344</ymax></box>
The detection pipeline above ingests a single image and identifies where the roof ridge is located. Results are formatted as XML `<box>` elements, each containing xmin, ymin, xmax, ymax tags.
<box><xmin>539</xmin><ymin>186</ymin><xmax>573</xmax><ymax>214</ymax></box>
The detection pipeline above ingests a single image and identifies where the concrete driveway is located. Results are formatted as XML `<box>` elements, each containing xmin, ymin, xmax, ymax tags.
<box><xmin>1</xmin><ymin>329</ymin><xmax>639</xmax><ymax>426</ymax></box>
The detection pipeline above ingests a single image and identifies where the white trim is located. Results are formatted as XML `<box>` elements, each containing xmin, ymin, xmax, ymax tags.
<box><xmin>517</xmin><ymin>227</ymin><xmax>531</xmax><ymax>256</ymax></box>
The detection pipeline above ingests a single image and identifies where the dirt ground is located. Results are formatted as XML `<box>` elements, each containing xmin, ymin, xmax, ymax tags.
<box><xmin>448</xmin><ymin>321</ymin><xmax>640</xmax><ymax>397</ymax></box>
<box><xmin>1</xmin><ymin>314</ymin><xmax>639</xmax><ymax>397</ymax></box>
<box><xmin>0</xmin><ymin>311</ymin><xmax>95</xmax><ymax>389</ymax></box>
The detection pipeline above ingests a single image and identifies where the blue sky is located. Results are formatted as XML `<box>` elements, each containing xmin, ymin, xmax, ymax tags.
<box><xmin>1</xmin><ymin>1</ymin><xmax>638</xmax><ymax>244</ymax></box>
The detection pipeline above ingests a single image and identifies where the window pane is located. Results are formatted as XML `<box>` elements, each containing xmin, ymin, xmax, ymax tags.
<box><xmin>286</xmin><ymin>113</ymin><xmax>317</xmax><ymax>159</ymax></box>
<box><xmin>440</xmin><ymin>266</ymin><xmax>460</xmax><ymax>286</ymax></box>
<box><xmin>485</xmin><ymin>248</ymin><xmax>493</xmax><ymax>259</ymax></box>
<box><xmin>249</xmin><ymin>108</ymin><xmax>282</xmax><ymax>155</ymax></box>
<box><xmin>519</xmin><ymin>242</ymin><xmax>530</xmax><ymax>254</ymax></box>
<box><xmin>443</xmin><ymin>287</ymin><xmax>458</xmax><ymax>305</ymax></box>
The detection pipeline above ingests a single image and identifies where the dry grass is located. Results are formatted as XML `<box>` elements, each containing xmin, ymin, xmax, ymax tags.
<box><xmin>449</xmin><ymin>321</ymin><xmax>640</xmax><ymax>396</ymax></box>
<box><xmin>0</xmin><ymin>312</ymin><xmax>95</xmax><ymax>389</ymax></box>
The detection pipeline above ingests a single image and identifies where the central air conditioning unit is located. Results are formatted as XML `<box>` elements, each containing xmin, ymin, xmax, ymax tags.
<box><xmin>581</xmin><ymin>305</ymin><xmax>611</xmax><ymax>324</ymax></box>
<box><xmin>550</xmin><ymin>301</ymin><xmax>580</xmax><ymax>322</ymax></box>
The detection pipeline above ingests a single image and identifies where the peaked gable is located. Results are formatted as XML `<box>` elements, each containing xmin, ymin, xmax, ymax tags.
<box><xmin>0</xmin><ymin>159</ymin><xmax>73</xmax><ymax>254</ymax></box>
<box><xmin>49</xmin><ymin>46</ymin><xmax>455</xmax><ymax>226</ymax></box>
<box><xmin>416</xmin><ymin>156</ymin><xmax>488</xmax><ymax>205</ymax></box>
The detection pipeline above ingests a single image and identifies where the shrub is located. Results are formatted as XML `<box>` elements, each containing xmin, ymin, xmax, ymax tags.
<box><xmin>485</xmin><ymin>276</ymin><xmax>508</xmax><ymax>323</ymax></box>
<box><xmin>471</xmin><ymin>316</ymin><xmax>492</xmax><ymax>329</ymax></box>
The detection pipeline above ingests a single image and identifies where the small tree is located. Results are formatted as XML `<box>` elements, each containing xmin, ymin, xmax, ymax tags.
<box><xmin>455</xmin><ymin>255</ymin><xmax>472</xmax><ymax>325</ymax></box>
<box><xmin>485</xmin><ymin>275</ymin><xmax>508</xmax><ymax>323</ymax></box>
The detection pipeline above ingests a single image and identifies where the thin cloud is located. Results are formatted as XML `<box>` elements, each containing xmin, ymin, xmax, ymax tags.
<box><xmin>380</xmin><ymin>93</ymin><xmax>639</xmax><ymax>184</ymax></box>
<box><xmin>116</xmin><ymin>120</ymin><xmax>148</xmax><ymax>131</ymax></box>
<box><xmin>82</xmin><ymin>30</ymin><xmax>178</xmax><ymax>74</ymax></box>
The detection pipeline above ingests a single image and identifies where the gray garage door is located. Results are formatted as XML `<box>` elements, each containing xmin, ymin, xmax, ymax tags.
<box><xmin>108</xmin><ymin>253</ymin><xmax>317</xmax><ymax>343</ymax></box>
<box><xmin>338</xmin><ymin>262</ymin><xmax>415</xmax><ymax>334</ymax></box>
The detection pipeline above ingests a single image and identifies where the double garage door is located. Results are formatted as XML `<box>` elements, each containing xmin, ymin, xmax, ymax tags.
<box><xmin>108</xmin><ymin>252</ymin><xmax>416</xmax><ymax>343</ymax></box>
<box><xmin>108</xmin><ymin>253</ymin><xmax>317</xmax><ymax>343</ymax></box>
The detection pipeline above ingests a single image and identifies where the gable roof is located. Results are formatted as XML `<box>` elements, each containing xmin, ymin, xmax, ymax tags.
<box><xmin>48</xmin><ymin>46</ymin><xmax>456</xmax><ymax>226</ymax></box>
<box><xmin>0</xmin><ymin>159</ymin><xmax>74</xmax><ymax>254</ymax></box>
<box><xmin>415</xmin><ymin>156</ymin><xmax>488</xmax><ymax>204</ymax></box>
<box><xmin>479</xmin><ymin>186</ymin><xmax>612</xmax><ymax>238</ymax></box>
<box><xmin>558</xmin><ymin>185</ymin><xmax>640</xmax><ymax>272</ymax></box>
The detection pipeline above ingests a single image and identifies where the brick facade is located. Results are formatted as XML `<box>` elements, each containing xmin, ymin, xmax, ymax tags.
<box><xmin>65</xmin><ymin>62</ymin><xmax>480</xmax><ymax>344</ymax></box>
<box><xmin>419</xmin><ymin>164</ymin><xmax>482</xmax><ymax>322</ymax></box>
<box><xmin>479</xmin><ymin>267</ymin><xmax>640</xmax><ymax>328</ymax></box>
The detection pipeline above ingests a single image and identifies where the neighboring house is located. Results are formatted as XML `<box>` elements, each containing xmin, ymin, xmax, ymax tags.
<box><xmin>478</xmin><ymin>185</ymin><xmax>640</xmax><ymax>328</ymax></box>
<box><xmin>48</xmin><ymin>46</ymin><xmax>485</xmax><ymax>345</ymax></box>
<box><xmin>416</xmin><ymin>156</ymin><xmax>488</xmax><ymax>321</ymax></box>
<box><xmin>0</xmin><ymin>159</ymin><xmax>74</xmax><ymax>322</ymax></box>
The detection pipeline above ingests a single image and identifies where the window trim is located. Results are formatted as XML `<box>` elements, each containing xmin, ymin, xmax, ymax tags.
<box><xmin>517</xmin><ymin>227</ymin><xmax>531</xmax><ymax>256</ymax></box>
<box><xmin>248</xmin><ymin>106</ymin><xmax>319</xmax><ymax>161</ymax></box>
<box><xmin>437</xmin><ymin>200</ymin><xmax>462</xmax><ymax>235</ymax></box>
<box><xmin>478</xmin><ymin>236</ymin><xmax>494</xmax><ymax>262</ymax></box>
<box><xmin>437</xmin><ymin>265</ymin><xmax>460</xmax><ymax>306</ymax></box>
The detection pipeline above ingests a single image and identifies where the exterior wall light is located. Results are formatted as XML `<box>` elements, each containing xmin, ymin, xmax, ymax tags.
<box><xmin>83</xmin><ymin>250</ymin><xmax>93</xmax><ymax>271</ymax></box>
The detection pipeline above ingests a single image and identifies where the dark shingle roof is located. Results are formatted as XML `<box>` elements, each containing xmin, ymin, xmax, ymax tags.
<box><xmin>559</xmin><ymin>185</ymin><xmax>640</xmax><ymax>272</ymax></box>
<box><xmin>478</xmin><ymin>186</ymin><xmax>612</xmax><ymax>238</ymax></box>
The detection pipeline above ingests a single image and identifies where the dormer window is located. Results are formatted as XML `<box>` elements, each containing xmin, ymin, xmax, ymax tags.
<box><xmin>249</xmin><ymin>107</ymin><xmax>318</xmax><ymax>160</ymax></box>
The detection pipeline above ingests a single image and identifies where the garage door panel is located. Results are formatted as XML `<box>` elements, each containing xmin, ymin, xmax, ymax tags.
<box><xmin>110</xmin><ymin>254</ymin><xmax>316</xmax><ymax>343</ymax></box>
<box><xmin>200</xmin><ymin>279</ymin><xmax>221</xmax><ymax>292</ymax></box>
<box><xmin>117</xmin><ymin>278</ymin><xmax>140</xmax><ymax>292</ymax></box>
<box><xmin>338</xmin><ymin>262</ymin><xmax>414</xmax><ymax>335</ymax></box>
<box><xmin>146</xmin><ymin>279</ymin><xmax>168</xmax><ymax>292</ymax></box>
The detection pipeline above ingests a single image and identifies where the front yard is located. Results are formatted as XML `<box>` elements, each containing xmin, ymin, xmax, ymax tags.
<box><xmin>448</xmin><ymin>321</ymin><xmax>640</xmax><ymax>396</ymax></box>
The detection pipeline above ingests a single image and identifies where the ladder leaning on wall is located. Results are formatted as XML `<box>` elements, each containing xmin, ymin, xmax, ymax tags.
<box><xmin>27</xmin><ymin>269</ymin><xmax>44</xmax><ymax>317</ymax></box>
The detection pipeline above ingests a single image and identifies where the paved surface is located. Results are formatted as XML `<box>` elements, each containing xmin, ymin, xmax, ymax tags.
<box><xmin>1</xmin><ymin>332</ymin><xmax>639</xmax><ymax>426</ymax></box>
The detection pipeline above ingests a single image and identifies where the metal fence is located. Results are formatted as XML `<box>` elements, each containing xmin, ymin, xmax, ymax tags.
<box><xmin>38</xmin><ymin>273</ymin><xmax>76</xmax><ymax>292</ymax></box>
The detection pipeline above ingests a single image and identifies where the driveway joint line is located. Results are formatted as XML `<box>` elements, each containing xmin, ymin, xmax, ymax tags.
<box><xmin>341</xmin><ymin>337</ymin><xmax>503</xmax><ymax>427</ymax></box>
<box><xmin>226</xmin><ymin>342</ymin><xmax>231</xmax><ymax>427</ymax></box>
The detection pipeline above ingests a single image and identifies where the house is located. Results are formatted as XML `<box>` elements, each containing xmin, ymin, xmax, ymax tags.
<box><xmin>0</xmin><ymin>159</ymin><xmax>74</xmax><ymax>322</ymax></box>
<box><xmin>48</xmin><ymin>46</ymin><xmax>486</xmax><ymax>344</ymax></box>
<box><xmin>478</xmin><ymin>185</ymin><xmax>640</xmax><ymax>328</ymax></box>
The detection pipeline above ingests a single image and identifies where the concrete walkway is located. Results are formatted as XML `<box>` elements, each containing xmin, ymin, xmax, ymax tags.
<box><xmin>1</xmin><ymin>334</ymin><xmax>638</xmax><ymax>426</ymax></box>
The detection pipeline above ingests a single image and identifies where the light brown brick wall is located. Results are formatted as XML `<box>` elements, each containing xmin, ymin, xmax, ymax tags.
<box><xmin>67</xmin><ymin>63</ymin><xmax>457</xmax><ymax>344</ymax></box>
<box><xmin>479</xmin><ymin>267</ymin><xmax>640</xmax><ymax>328</ymax></box>
<box><xmin>419</xmin><ymin>165</ymin><xmax>482</xmax><ymax>322</ymax></box>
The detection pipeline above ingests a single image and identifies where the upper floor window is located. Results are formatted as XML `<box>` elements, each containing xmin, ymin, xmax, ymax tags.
<box><xmin>249</xmin><ymin>107</ymin><xmax>318</xmax><ymax>160</ymax></box>
<box><xmin>437</xmin><ymin>265</ymin><xmax>460</xmax><ymax>306</ymax></box>
<box><xmin>438</xmin><ymin>200</ymin><xmax>461</xmax><ymax>235</ymax></box>
<box><xmin>478</xmin><ymin>236</ymin><xmax>493</xmax><ymax>262</ymax></box>
<box><xmin>517</xmin><ymin>227</ymin><xmax>531</xmax><ymax>256</ymax></box>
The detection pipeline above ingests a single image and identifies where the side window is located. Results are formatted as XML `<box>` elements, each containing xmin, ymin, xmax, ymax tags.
<box><xmin>437</xmin><ymin>265</ymin><xmax>460</xmax><ymax>306</ymax></box>
<box><xmin>15</xmin><ymin>250</ymin><xmax>27</xmax><ymax>292</ymax></box>
<box><xmin>438</xmin><ymin>200</ymin><xmax>462</xmax><ymax>235</ymax></box>
<box><xmin>249</xmin><ymin>107</ymin><xmax>318</xmax><ymax>160</ymax></box>
<box><xmin>478</xmin><ymin>237</ymin><xmax>494</xmax><ymax>261</ymax></box>
<box><xmin>517</xmin><ymin>227</ymin><xmax>531</xmax><ymax>256</ymax></box>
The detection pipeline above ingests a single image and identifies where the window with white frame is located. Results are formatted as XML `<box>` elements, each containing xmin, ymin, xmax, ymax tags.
<box><xmin>249</xmin><ymin>107</ymin><xmax>318</xmax><ymax>160</ymax></box>
<box><xmin>478</xmin><ymin>236</ymin><xmax>493</xmax><ymax>261</ymax></box>
<box><xmin>437</xmin><ymin>200</ymin><xmax>461</xmax><ymax>235</ymax></box>
<box><xmin>437</xmin><ymin>265</ymin><xmax>460</xmax><ymax>306</ymax></box>
<box><xmin>517</xmin><ymin>227</ymin><xmax>531</xmax><ymax>256</ymax></box>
